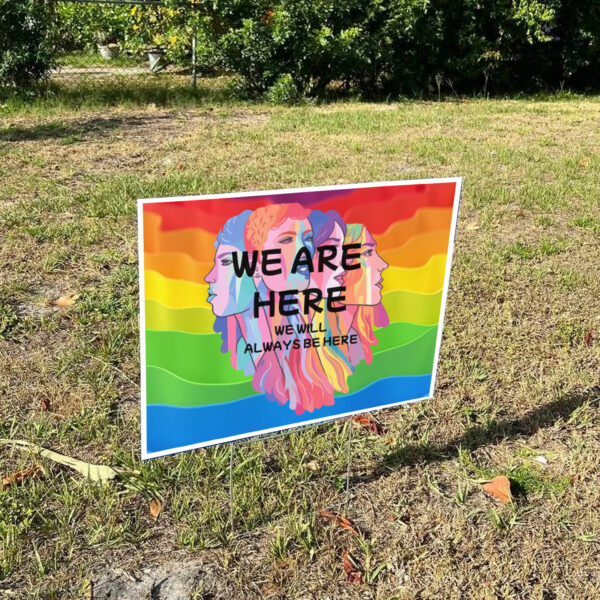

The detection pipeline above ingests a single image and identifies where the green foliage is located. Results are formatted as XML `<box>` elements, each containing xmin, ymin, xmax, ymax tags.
<box><xmin>212</xmin><ymin>0</ymin><xmax>600</xmax><ymax>97</ymax></box>
<box><xmin>0</xmin><ymin>301</ymin><xmax>19</xmax><ymax>339</ymax></box>
<box><xmin>0</xmin><ymin>0</ymin><xmax>56</xmax><ymax>89</ymax></box>
<box><xmin>55</xmin><ymin>3</ymin><xmax>130</xmax><ymax>50</ymax></box>
<box><xmin>570</xmin><ymin>216</ymin><xmax>600</xmax><ymax>233</ymax></box>
<box><xmin>219</xmin><ymin>0</ymin><xmax>376</xmax><ymax>95</ymax></box>
<box><xmin>502</xmin><ymin>238</ymin><xmax>568</xmax><ymax>261</ymax></box>
<box><xmin>266</xmin><ymin>73</ymin><xmax>301</xmax><ymax>104</ymax></box>
<box><xmin>41</xmin><ymin>0</ymin><xmax>600</xmax><ymax>97</ymax></box>
<box><xmin>55</xmin><ymin>2</ymin><xmax>221</xmax><ymax>71</ymax></box>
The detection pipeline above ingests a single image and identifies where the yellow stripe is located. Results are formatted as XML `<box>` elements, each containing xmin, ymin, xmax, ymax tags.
<box><xmin>145</xmin><ymin>299</ymin><xmax>215</xmax><ymax>334</ymax></box>
<box><xmin>145</xmin><ymin>252</ymin><xmax>447</xmax><ymax>310</ymax></box>
<box><xmin>145</xmin><ymin>269</ymin><xmax>209</xmax><ymax>309</ymax></box>
<box><xmin>384</xmin><ymin>254</ymin><xmax>447</xmax><ymax>294</ymax></box>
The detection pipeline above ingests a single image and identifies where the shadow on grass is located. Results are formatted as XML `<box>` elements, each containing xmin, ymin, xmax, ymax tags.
<box><xmin>45</xmin><ymin>79</ymin><xmax>219</xmax><ymax>106</ymax></box>
<box><xmin>0</xmin><ymin>113</ymin><xmax>176</xmax><ymax>142</ymax></box>
<box><xmin>358</xmin><ymin>385</ymin><xmax>600</xmax><ymax>484</ymax></box>
<box><xmin>0</xmin><ymin>78</ymin><xmax>237</xmax><ymax>126</ymax></box>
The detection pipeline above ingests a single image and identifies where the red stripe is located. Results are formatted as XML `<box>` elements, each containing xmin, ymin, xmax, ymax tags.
<box><xmin>143</xmin><ymin>182</ymin><xmax>456</xmax><ymax>235</ymax></box>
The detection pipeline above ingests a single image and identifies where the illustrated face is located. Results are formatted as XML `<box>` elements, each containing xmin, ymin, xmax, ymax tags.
<box><xmin>310</xmin><ymin>222</ymin><xmax>346</xmax><ymax>292</ymax></box>
<box><xmin>258</xmin><ymin>217</ymin><xmax>314</xmax><ymax>292</ymax></box>
<box><xmin>205</xmin><ymin>243</ymin><xmax>256</xmax><ymax>317</ymax></box>
<box><xmin>343</xmin><ymin>228</ymin><xmax>388</xmax><ymax>305</ymax></box>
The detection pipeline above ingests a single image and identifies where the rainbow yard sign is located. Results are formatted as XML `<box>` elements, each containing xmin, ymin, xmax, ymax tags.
<box><xmin>139</xmin><ymin>178</ymin><xmax>462</xmax><ymax>459</ymax></box>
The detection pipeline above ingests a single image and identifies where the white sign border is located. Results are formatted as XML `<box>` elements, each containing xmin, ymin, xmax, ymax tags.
<box><xmin>138</xmin><ymin>177</ymin><xmax>463</xmax><ymax>460</ymax></box>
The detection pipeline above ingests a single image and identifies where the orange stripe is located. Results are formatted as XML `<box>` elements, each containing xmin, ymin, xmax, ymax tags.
<box><xmin>144</xmin><ymin>212</ymin><xmax>216</xmax><ymax>262</ymax></box>
<box><xmin>145</xmin><ymin>252</ymin><xmax>213</xmax><ymax>285</ymax></box>
<box><xmin>380</xmin><ymin>230</ymin><xmax>451</xmax><ymax>268</ymax></box>
<box><xmin>144</xmin><ymin>207</ymin><xmax>453</xmax><ymax>271</ymax></box>
<box><xmin>376</xmin><ymin>207</ymin><xmax>453</xmax><ymax>252</ymax></box>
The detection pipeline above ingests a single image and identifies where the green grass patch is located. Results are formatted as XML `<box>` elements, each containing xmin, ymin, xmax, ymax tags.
<box><xmin>570</xmin><ymin>216</ymin><xmax>600</xmax><ymax>233</ymax></box>
<box><xmin>58</xmin><ymin>51</ymin><xmax>144</xmax><ymax>69</ymax></box>
<box><xmin>501</xmin><ymin>238</ymin><xmax>569</xmax><ymax>261</ymax></box>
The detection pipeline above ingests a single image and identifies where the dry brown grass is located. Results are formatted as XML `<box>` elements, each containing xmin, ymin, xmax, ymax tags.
<box><xmin>1</xmin><ymin>94</ymin><xmax>599</xmax><ymax>599</ymax></box>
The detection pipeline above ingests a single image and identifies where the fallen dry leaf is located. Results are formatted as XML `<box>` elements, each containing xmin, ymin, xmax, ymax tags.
<box><xmin>319</xmin><ymin>510</ymin><xmax>359</xmax><ymax>536</ymax></box>
<box><xmin>466</xmin><ymin>222</ymin><xmax>480</xmax><ymax>231</ymax></box>
<box><xmin>40</xmin><ymin>398</ymin><xmax>50</xmax><ymax>411</ymax></box>
<box><xmin>0</xmin><ymin>439</ymin><xmax>121</xmax><ymax>482</ymax></box>
<box><xmin>54</xmin><ymin>293</ymin><xmax>80</xmax><ymax>308</ymax></box>
<box><xmin>342</xmin><ymin>550</ymin><xmax>364</xmax><ymax>584</ymax></box>
<box><xmin>2</xmin><ymin>464</ymin><xmax>44</xmax><ymax>489</ymax></box>
<box><xmin>80</xmin><ymin>579</ymin><xmax>93</xmax><ymax>599</ymax></box>
<box><xmin>352</xmin><ymin>415</ymin><xmax>387</xmax><ymax>435</ymax></box>
<box><xmin>585</xmin><ymin>331</ymin><xmax>592</xmax><ymax>346</ymax></box>
<box><xmin>482</xmin><ymin>475</ymin><xmax>513</xmax><ymax>504</ymax></box>
<box><xmin>305</xmin><ymin>460</ymin><xmax>319</xmax><ymax>472</ymax></box>
<box><xmin>149</xmin><ymin>499</ymin><xmax>163</xmax><ymax>521</ymax></box>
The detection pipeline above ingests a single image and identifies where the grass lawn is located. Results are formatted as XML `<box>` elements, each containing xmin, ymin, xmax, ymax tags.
<box><xmin>1</xmin><ymin>84</ymin><xmax>599</xmax><ymax>598</ymax></box>
<box><xmin>58</xmin><ymin>51</ymin><xmax>145</xmax><ymax>69</ymax></box>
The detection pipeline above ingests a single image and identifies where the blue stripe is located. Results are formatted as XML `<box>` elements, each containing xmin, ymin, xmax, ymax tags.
<box><xmin>146</xmin><ymin>374</ymin><xmax>432</xmax><ymax>454</ymax></box>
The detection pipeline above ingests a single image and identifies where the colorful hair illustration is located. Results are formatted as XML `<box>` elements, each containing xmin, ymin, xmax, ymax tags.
<box><xmin>343</xmin><ymin>223</ymin><xmax>390</xmax><ymax>366</ymax></box>
<box><xmin>244</xmin><ymin>203</ymin><xmax>333</xmax><ymax>414</ymax></box>
<box><xmin>208</xmin><ymin>209</ymin><xmax>259</xmax><ymax>375</ymax></box>
<box><xmin>207</xmin><ymin>208</ymin><xmax>391</xmax><ymax>414</ymax></box>
<box><xmin>307</xmin><ymin>209</ymin><xmax>354</xmax><ymax>393</ymax></box>
<box><xmin>244</xmin><ymin>203</ymin><xmax>311</xmax><ymax>253</ymax></box>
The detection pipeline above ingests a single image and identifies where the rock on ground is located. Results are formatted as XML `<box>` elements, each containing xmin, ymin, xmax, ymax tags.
<box><xmin>93</xmin><ymin>560</ymin><xmax>233</xmax><ymax>599</ymax></box>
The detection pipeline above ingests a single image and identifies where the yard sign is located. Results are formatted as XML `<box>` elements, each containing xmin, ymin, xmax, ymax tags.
<box><xmin>139</xmin><ymin>178</ymin><xmax>462</xmax><ymax>459</ymax></box>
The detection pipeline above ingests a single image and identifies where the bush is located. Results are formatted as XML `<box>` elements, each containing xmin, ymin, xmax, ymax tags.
<box><xmin>219</xmin><ymin>0</ymin><xmax>368</xmax><ymax>96</ymax></box>
<box><xmin>54</xmin><ymin>2</ymin><xmax>222</xmax><ymax>72</ymax></box>
<box><xmin>0</xmin><ymin>0</ymin><xmax>56</xmax><ymax>89</ymax></box>
<box><xmin>210</xmin><ymin>0</ymin><xmax>600</xmax><ymax>97</ymax></box>
<box><xmin>266</xmin><ymin>73</ymin><xmax>301</xmax><ymax>104</ymax></box>
<box><xmin>22</xmin><ymin>0</ymin><xmax>600</xmax><ymax>96</ymax></box>
<box><xmin>55</xmin><ymin>3</ymin><xmax>131</xmax><ymax>51</ymax></box>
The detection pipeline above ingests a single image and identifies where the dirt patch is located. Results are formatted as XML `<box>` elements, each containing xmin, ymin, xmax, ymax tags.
<box><xmin>0</xmin><ymin>108</ymin><xmax>268</xmax><ymax>144</ymax></box>
<box><xmin>0</xmin><ymin>108</ymin><xmax>270</xmax><ymax>200</ymax></box>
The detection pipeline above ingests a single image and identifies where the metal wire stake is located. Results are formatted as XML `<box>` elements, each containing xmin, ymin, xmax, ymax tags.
<box><xmin>344</xmin><ymin>418</ymin><xmax>353</xmax><ymax>516</ymax></box>
<box><xmin>191</xmin><ymin>23</ymin><xmax>198</xmax><ymax>89</ymax></box>
<box><xmin>229</xmin><ymin>443</ymin><xmax>234</xmax><ymax>536</ymax></box>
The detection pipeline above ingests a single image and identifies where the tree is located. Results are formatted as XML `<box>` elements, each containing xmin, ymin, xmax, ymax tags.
<box><xmin>0</xmin><ymin>0</ymin><xmax>56</xmax><ymax>89</ymax></box>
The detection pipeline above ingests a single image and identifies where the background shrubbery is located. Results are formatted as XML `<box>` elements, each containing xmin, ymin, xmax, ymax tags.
<box><xmin>54</xmin><ymin>2</ymin><xmax>218</xmax><ymax>71</ymax></box>
<box><xmin>0</xmin><ymin>0</ymin><xmax>56</xmax><ymax>88</ymax></box>
<box><xmin>214</xmin><ymin>0</ymin><xmax>600</xmax><ymax>98</ymax></box>
<box><xmin>4</xmin><ymin>0</ymin><xmax>600</xmax><ymax>98</ymax></box>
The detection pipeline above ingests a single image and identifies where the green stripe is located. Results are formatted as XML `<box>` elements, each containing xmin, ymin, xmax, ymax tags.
<box><xmin>146</xmin><ymin>329</ymin><xmax>251</xmax><ymax>384</ymax></box>
<box><xmin>146</xmin><ymin>322</ymin><xmax>435</xmax><ymax>384</ymax></box>
<box><xmin>147</xmin><ymin>326</ymin><xmax>438</xmax><ymax>407</ymax></box>
<box><xmin>373</xmin><ymin>322</ymin><xmax>435</xmax><ymax>354</ymax></box>
<box><xmin>146</xmin><ymin>365</ymin><xmax>255</xmax><ymax>406</ymax></box>
<box><xmin>345</xmin><ymin>325</ymin><xmax>438</xmax><ymax>393</ymax></box>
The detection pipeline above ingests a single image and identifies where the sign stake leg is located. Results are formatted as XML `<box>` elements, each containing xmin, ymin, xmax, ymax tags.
<box><xmin>191</xmin><ymin>23</ymin><xmax>197</xmax><ymax>89</ymax></box>
<box><xmin>229</xmin><ymin>444</ymin><xmax>234</xmax><ymax>536</ymax></box>
<box><xmin>344</xmin><ymin>419</ymin><xmax>353</xmax><ymax>516</ymax></box>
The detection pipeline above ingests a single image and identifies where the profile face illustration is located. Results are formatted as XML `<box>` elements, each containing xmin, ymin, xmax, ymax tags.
<box><xmin>245</xmin><ymin>203</ymin><xmax>314</xmax><ymax>293</ymax></box>
<box><xmin>205</xmin><ymin>210</ymin><xmax>256</xmax><ymax>317</ymax></box>
<box><xmin>343</xmin><ymin>225</ymin><xmax>388</xmax><ymax>305</ymax></box>
<box><xmin>308</xmin><ymin>210</ymin><xmax>347</xmax><ymax>293</ymax></box>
